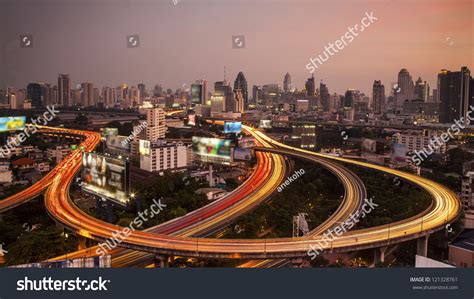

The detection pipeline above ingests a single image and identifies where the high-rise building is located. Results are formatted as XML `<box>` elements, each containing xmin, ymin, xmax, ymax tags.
<box><xmin>215</xmin><ymin>80</ymin><xmax>235</xmax><ymax>112</ymax></box>
<box><xmin>80</xmin><ymin>82</ymin><xmax>94</xmax><ymax>107</ymax></box>
<box><xmin>210</xmin><ymin>95</ymin><xmax>224</xmax><ymax>113</ymax></box>
<box><xmin>41</xmin><ymin>84</ymin><xmax>53</xmax><ymax>107</ymax></box>
<box><xmin>372</xmin><ymin>80</ymin><xmax>385</xmax><ymax>114</ymax></box>
<box><xmin>283</xmin><ymin>72</ymin><xmax>292</xmax><ymax>92</ymax></box>
<box><xmin>320</xmin><ymin>81</ymin><xmax>330</xmax><ymax>112</ymax></box>
<box><xmin>58</xmin><ymin>74</ymin><xmax>71</xmax><ymax>107</ymax></box>
<box><xmin>234</xmin><ymin>89</ymin><xmax>244</xmax><ymax>113</ymax></box>
<box><xmin>27</xmin><ymin>83</ymin><xmax>43</xmax><ymax>107</ymax></box>
<box><xmin>252</xmin><ymin>85</ymin><xmax>262</xmax><ymax>105</ymax></box>
<box><xmin>102</xmin><ymin>87</ymin><xmax>115</xmax><ymax>108</ymax></box>
<box><xmin>395</xmin><ymin>69</ymin><xmax>414</xmax><ymax>107</ymax></box>
<box><xmin>438</xmin><ymin>67</ymin><xmax>471</xmax><ymax>123</ymax></box>
<box><xmin>305</xmin><ymin>75</ymin><xmax>315</xmax><ymax>96</ymax></box>
<box><xmin>414</xmin><ymin>77</ymin><xmax>429</xmax><ymax>102</ymax></box>
<box><xmin>145</xmin><ymin>107</ymin><xmax>166</xmax><ymax>141</ymax></box>
<box><xmin>344</xmin><ymin>89</ymin><xmax>356</xmax><ymax>108</ymax></box>
<box><xmin>138</xmin><ymin>83</ymin><xmax>146</xmax><ymax>100</ymax></box>
<box><xmin>153</xmin><ymin>84</ymin><xmax>163</xmax><ymax>97</ymax></box>
<box><xmin>191</xmin><ymin>79</ymin><xmax>208</xmax><ymax>105</ymax></box>
<box><xmin>234</xmin><ymin>72</ymin><xmax>248</xmax><ymax>109</ymax></box>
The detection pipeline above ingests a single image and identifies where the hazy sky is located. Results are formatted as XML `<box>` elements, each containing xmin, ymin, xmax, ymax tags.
<box><xmin>0</xmin><ymin>0</ymin><xmax>472</xmax><ymax>95</ymax></box>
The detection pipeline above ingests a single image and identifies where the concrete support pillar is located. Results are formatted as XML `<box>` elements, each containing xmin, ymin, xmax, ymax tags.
<box><xmin>417</xmin><ymin>235</ymin><xmax>429</xmax><ymax>257</ymax></box>
<box><xmin>155</xmin><ymin>255</ymin><xmax>169</xmax><ymax>268</ymax></box>
<box><xmin>374</xmin><ymin>246</ymin><xmax>388</xmax><ymax>264</ymax></box>
<box><xmin>77</xmin><ymin>236</ymin><xmax>87</xmax><ymax>251</ymax></box>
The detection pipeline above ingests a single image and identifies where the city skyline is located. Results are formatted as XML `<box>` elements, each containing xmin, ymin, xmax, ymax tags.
<box><xmin>1</xmin><ymin>0</ymin><xmax>472</xmax><ymax>95</ymax></box>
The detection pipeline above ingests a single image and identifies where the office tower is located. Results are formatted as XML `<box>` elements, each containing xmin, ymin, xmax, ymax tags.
<box><xmin>214</xmin><ymin>80</ymin><xmax>235</xmax><ymax>112</ymax></box>
<box><xmin>58</xmin><ymin>74</ymin><xmax>71</xmax><ymax>107</ymax></box>
<box><xmin>438</xmin><ymin>67</ymin><xmax>471</xmax><ymax>123</ymax></box>
<box><xmin>93</xmin><ymin>88</ymin><xmax>101</xmax><ymax>106</ymax></box>
<box><xmin>305</xmin><ymin>74</ymin><xmax>315</xmax><ymax>96</ymax></box>
<box><xmin>27</xmin><ymin>83</ymin><xmax>43</xmax><ymax>107</ymax></box>
<box><xmin>191</xmin><ymin>79</ymin><xmax>208</xmax><ymax>105</ymax></box>
<box><xmin>145</xmin><ymin>107</ymin><xmax>166</xmax><ymax>141</ymax></box>
<box><xmin>234</xmin><ymin>72</ymin><xmax>248</xmax><ymax>109</ymax></box>
<box><xmin>320</xmin><ymin>81</ymin><xmax>330</xmax><ymax>112</ymax></box>
<box><xmin>129</xmin><ymin>86</ymin><xmax>140</xmax><ymax>107</ymax></box>
<box><xmin>154</xmin><ymin>84</ymin><xmax>163</xmax><ymax>97</ymax></box>
<box><xmin>344</xmin><ymin>89</ymin><xmax>357</xmax><ymax>108</ymax></box>
<box><xmin>395</xmin><ymin>69</ymin><xmax>414</xmax><ymax>107</ymax></box>
<box><xmin>79</xmin><ymin>83</ymin><xmax>94</xmax><ymax>107</ymax></box>
<box><xmin>372</xmin><ymin>80</ymin><xmax>385</xmax><ymax>114</ymax></box>
<box><xmin>138</xmin><ymin>83</ymin><xmax>146</xmax><ymax>100</ymax></box>
<box><xmin>234</xmin><ymin>89</ymin><xmax>244</xmax><ymax>113</ymax></box>
<box><xmin>210</xmin><ymin>95</ymin><xmax>224</xmax><ymax>113</ymax></box>
<box><xmin>102</xmin><ymin>87</ymin><xmax>115</xmax><ymax>107</ymax></box>
<box><xmin>0</xmin><ymin>89</ymin><xmax>6</xmax><ymax>105</ymax></box>
<box><xmin>284</xmin><ymin>72</ymin><xmax>291</xmax><ymax>92</ymax></box>
<box><xmin>252</xmin><ymin>85</ymin><xmax>262</xmax><ymax>105</ymax></box>
<box><xmin>40</xmin><ymin>84</ymin><xmax>53</xmax><ymax>106</ymax></box>
<box><xmin>432</xmin><ymin>88</ymin><xmax>438</xmax><ymax>103</ymax></box>
<box><xmin>414</xmin><ymin>77</ymin><xmax>429</xmax><ymax>102</ymax></box>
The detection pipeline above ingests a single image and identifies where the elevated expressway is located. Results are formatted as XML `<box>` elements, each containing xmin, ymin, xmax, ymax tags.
<box><xmin>43</xmin><ymin>124</ymin><xmax>460</xmax><ymax>259</ymax></box>
<box><xmin>50</xmin><ymin>125</ymin><xmax>366</xmax><ymax>267</ymax></box>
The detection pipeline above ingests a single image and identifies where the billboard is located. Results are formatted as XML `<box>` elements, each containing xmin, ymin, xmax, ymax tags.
<box><xmin>224</xmin><ymin>121</ymin><xmax>242</xmax><ymax>134</ymax></box>
<box><xmin>233</xmin><ymin>147</ymin><xmax>253</xmax><ymax>161</ymax></box>
<box><xmin>81</xmin><ymin>152</ymin><xmax>130</xmax><ymax>204</ymax></box>
<box><xmin>192</xmin><ymin>136</ymin><xmax>231</xmax><ymax>164</ymax></box>
<box><xmin>391</xmin><ymin>143</ymin><xmax>407</xmax><ymax>163</ymax></box>
<box><xmin>139</xmin><ymin>139</ymin><xmax>151</xmax><ymax>157</ymax></box>
<box><xmin>238</xmin><ymin>137</ymin><xmax>255</xmax><ymax>148</ymax></box>
<box><xmin>0</xmin><ymin>116</ymin><xmax>26</xmax><ymax>132</ymax></box>
<box><xmin>361</xmin><ymin>138</ymin><xmax>377</xmax><ymax>153</ymax></box>
<box><xmin>259</xmin><ymin>120</ymin><xmax>272</xmax><ymax>129</ymax></box>
<box><xmin>106</xmin><ymin>135</ymin><xmax>130</xmax><ymax>152</ymax></box>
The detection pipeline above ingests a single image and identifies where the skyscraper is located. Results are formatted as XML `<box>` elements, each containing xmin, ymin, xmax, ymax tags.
<box><xmin>305</xmin><ymin>75</ymin><xmax>315</xmax><ymax>97</ymax></box>
<box><xmin>27</xmin><ymin>83</ymin><xmax>42</xmax><ymax>107</ymax></box>
<box><xmin>191</xmin><ymin>79</ymin><xmax>208</xmax><ymax>105</ymax></box>
<box><xmin>58</xmin><ymin>74</ymin><xmax>71</xmax><ymax>107</ymax></box>
<box><xmin>438</xmin><ymin>67</ymin><xmax>471</xmax><ymax>123</ymax></box>
<box><xmin>138</xmin><ymin>83</ymin><xmax>146</xmax><ymax>100</ymax></box>
<box><xmin>233</xmin><ymin>72</ymin><xmax>248</xmax><ymax>109</ymax></box>
<box><xmin>320</xmin><ymin>81</ymin><xmax>330</xmax><ymax>112</ymax></box>
<box><xmin>283</xmin><ymin>72</ymin><xmax>291</xmax><ymax>92</ymax></box>
<box><xmin>102</xmin><ymin>87</ymin><xmax>115</xmax><ymax>108</ymax></box>
<box><xmin>414</xmin><ymin>77</ymin><xmax>429</xmax><ymax>102</ymax></box>
<box><xmin>344</xmin><ymin>89</ymin><xmax>356</xmax><ymax>108</ymax></box>
<box><xmin>372</xmin><ymin>80</ymin><xmax>385</xmax><ymax>114</ymax></box>
<box><xmin>234</xmin><ymin>89</ymin><xmax>244</xmax><ymax>113</ymax></box>
<box><xmin>252</xmin><ymin>85</ymin><xmax>262</xmax><ymax>105</ymax></box>
<box><xmin>80</xmin><ymin>82</ymin><xmax>94</xmax><ymax>107</ymax></box>
<box><xmin>145</xmin><ymin>107</ymin><xmax>166</xmax><ymax>141</ymax></box>
<box><xmin>395</xmin><ymin>69</ymin><xmax>414</xmax><ymax>107</ymax></box>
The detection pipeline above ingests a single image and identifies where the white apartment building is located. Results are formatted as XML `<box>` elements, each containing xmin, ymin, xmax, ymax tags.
<box><xmin>140</xmin><ymin>140</ymin><xmax>187</xmax><ymax>173</ymax></box>
<box><xmin>145</xmin><ymin>107</ymin><xmax>166</xmax><ymax>141</ymax></box>
<box><xmin>393</xmin><ymin>130</ymin><xmax>446</xmax><ymax>155</ymax></box>
<box><xmin>462</xmin><ymin>161</ymin><xmax>474</xmax><ymax>210</ymax></box>
<box><xmin>47</xmin><ymin>145</ymin><xmax>71</xmax><ymax>163</ymax></box>
<box><xmin>0</xmin><ymin>161</ymin><xmax>13</xmax><ymax>184</ymax></box>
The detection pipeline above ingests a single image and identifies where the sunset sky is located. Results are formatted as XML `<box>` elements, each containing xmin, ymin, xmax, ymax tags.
<box><xmin>0</xmin><ymin>0</ymin><xmax>472</xmax><ymax>95</ymax></box>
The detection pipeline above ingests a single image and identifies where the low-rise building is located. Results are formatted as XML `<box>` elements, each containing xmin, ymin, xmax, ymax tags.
<box><xmin>12</xmin><ymin>157</ymin><xmax>36</xmax><ymax>170</ymax></box>
<box><xmin>47</xmin><ymin>145</ymin><xmax>71</xmax><ymax>163</ymax></box>
<box><xmin>448</xmin><ymin>229</ymin><xmax>474</xmax><ymax>268</ymax></box>
<box><xmin>139</xmin><ymin>140</ymin><xmax>187</xmax><ymax>173</ymax></box>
